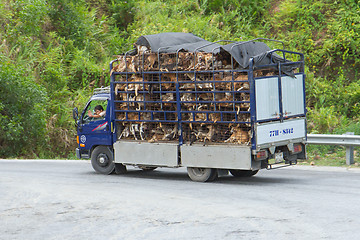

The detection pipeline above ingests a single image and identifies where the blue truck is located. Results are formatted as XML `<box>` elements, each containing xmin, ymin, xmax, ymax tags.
<box><xmin>73</xmin><ymin>33</ymin><xmax>307</xmax><ymax>182</ymax></box>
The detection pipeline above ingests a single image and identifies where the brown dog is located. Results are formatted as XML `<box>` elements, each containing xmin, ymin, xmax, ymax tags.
<box><xmin>224</xmin><ymin>125</ymin><xmax>250</xmax><ymax>144</ymax></box>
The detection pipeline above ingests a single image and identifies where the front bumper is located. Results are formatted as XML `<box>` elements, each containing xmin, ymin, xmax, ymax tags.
<box><xmin>76</xmin><ymin>148</ymin><xmax>90</xmax><ymax>159</ymax></box>
<box><xmin>76</xmin><ymin>148</ymin><xmax>81</xmax><ymax>159</ymax></box>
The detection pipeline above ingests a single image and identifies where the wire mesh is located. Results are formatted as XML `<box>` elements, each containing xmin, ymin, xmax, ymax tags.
<box><xmin>112</xmin><ymin>52</ymin><xmax>284</xmax><ymax>145</ymax></box>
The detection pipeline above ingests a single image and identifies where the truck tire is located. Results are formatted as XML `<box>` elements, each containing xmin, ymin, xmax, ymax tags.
<box><xmin>115</xmin><ymin>163</ymin><xmax>127</xmax><ymax>174</ymax></box>
<box><xmin>230</xmin><ymin>169</ymin><xmax>259</xmax><ymax>177</ymax></box>
<box><xmin>187</xmin><ymin>167</ymin><xmax>218</xmax><ymax>182</ymax></box>
<box><xmin>91</xmin><ymin>146</ymin><xmax>115</xmax><ymax>175</ymax></box>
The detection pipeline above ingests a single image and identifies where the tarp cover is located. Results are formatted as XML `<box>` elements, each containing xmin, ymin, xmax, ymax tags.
<box><xmin>135</xmin><ymin>32</ymin><xmax>301</xmax><ymax>75</ymax></box>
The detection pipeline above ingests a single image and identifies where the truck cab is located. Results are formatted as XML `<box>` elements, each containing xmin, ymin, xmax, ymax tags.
<box><xmin>74</xmin><ymin>87</ymin><xmax>112</xmax><ymax>160</ymax></box>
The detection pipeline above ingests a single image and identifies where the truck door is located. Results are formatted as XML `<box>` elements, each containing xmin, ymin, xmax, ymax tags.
<box><xmin>255</xmin><ymin>74</ymin><xmax>305</xmax><ymax>121</ymax></box>
<box><xmin>78</xmin><ymin>98</ymin><xmax>112</xmax><ymax>151</ymax></box>
<box><xmin>254</xmin><ymin>73</ymin><xmax>306</xmax><ymax>149</ymax></box>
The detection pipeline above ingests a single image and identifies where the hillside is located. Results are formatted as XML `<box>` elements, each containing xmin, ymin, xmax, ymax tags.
<box><xmin>0</xmin><ymin>0</ymin><xmax>359</xmax><ymax>158</ymax></box>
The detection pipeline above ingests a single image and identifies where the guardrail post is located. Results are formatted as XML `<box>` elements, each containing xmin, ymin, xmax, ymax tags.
<box><xmin>307</xmin><ymin>133</ymin><xmax>360</xmax><ymax>165</ymax></box>
<box><xmin>345</xmin><ymin>132</ymin><xmax>354</xmax><ymax>165</ymax></box>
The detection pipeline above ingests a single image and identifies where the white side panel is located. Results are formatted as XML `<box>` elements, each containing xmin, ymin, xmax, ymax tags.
<box><xmin>181</xmin><ymin>144</ymin><xmax>252</xmax><ymax>169</ymax></box>
<box><xmin>255</xmin><ymin>77</ymin><xmax>280</xmax><ymax>121</ymax></box>
<box><xmin>256</xmin><ymin>118</ymin><xmax>306</xmax><ymax>146</ymax></box>
<box><xmin>281</xmin><ymin>75</ymin><xmax>305</xmax><ymax>117</ymax></box>
<box><xmin>114</xmin><ymin>141</ymin><xmax>178</xmax><ymax>167</ymax></box>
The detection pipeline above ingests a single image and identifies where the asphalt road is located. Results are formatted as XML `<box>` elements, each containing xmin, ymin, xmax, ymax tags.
<box><xmin>1</xmin><ymin>159</ymin><xmax>360</xmax><ymax>240</ymax></box>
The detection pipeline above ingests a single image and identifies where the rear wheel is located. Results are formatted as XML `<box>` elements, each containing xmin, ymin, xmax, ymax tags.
<box><xmin>91</xmin><ymin>146</ymin><xmax>115</xmax><ymax>175</ymax></box>
<box><xmin>115</xmin><ymin>163</ymin><xmax>127</xmax><ymax>174</ymax></box>
<box><xmin>230</xmin><ymin>169</ymin><xmax>259</xmax><ymax>177</ymax></box>
<box><xmin>187</xmin><ymin>167</ymin><xmax>218</xmax><ymax>182</ymax></box>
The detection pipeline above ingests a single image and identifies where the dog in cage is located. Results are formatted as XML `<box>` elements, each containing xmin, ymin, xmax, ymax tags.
<box><xmin>178</xmin><ymin>52</ymin><xmax>193</xmax><ymax>70</ymax></box>
<box><xmin>142</xmin><ymin>53</ymin><xmax>157</xmax><ymax>70</ymax></box>
<box><xmin>193</xmin><ymin>124</ymin><xmax>216</xmax><ymax>144</ymax></box>
<box><xmin>159</xmin><ymin>54</ymin><xmax>177</xmax><ymax>71</ymax></box>
<box><xmin>148</xmin><ymin>123</ymin><xmax>178</xmax><ymax>142</ymax></box>
<box><xmin>224</xmin><ymin>124</ymin><xmax>250</xmax><ymax>144</ymax></box>
<box><xmin>118</xmin><ymin>122</ymin><xmax>148</xmax><ymax>141</ymax></box>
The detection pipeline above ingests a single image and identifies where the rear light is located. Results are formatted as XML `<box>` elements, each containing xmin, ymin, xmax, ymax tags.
<box><xmin>80</xmin><ymin>143</ymin><xmax>85</xmax><ymax>147</ymax></box>
<box><xmin>255</xmin><ymin>150</ymin><xmax>268</xmax><ymax>161</ymax></box>
<box><xmin>293</xmin><ymin>143</ymin><xmax>302</xmax><ymax>153</ymax></box>
<box><xmin>77</xmin><ymin>136</ymin><xmax>79</xmax><ymax>144</ymax></box>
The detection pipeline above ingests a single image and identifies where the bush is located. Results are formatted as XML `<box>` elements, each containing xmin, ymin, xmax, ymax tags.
<box><xmin>307</xmin><ymin>106</ymin><xmax>346</xmax><ymax>134</ymax></box>
<box><xmin>0</xmin><ymin>62</ymin><xmax>47</xmax><ymax>157</ymax></box>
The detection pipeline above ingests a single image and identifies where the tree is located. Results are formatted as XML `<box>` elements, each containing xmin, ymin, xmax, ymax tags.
<box><xmin>0</xmin><ymin>62</ymin><xmax>47</xmax><ymax>157</ymax></box>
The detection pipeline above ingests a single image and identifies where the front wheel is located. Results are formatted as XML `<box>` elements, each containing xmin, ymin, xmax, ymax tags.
<box><xmin>91</xmin><ymin>146</ymin><xmax>115</xmax><ymax>175</ymax></box>
<box><xmin>230</xmin><ymin>169</ymin><xmax>259</xmax><ymax>177</ymax></box>
<box><xmin>187</xmin><ymin>167</ymin><xmax>218</xmax><ymax>182</ymax></box>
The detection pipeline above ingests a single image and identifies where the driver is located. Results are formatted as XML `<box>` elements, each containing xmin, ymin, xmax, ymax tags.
<box><xmin>88</xmin><ymin>105</ymin><xmax>105</xmax><ymax>118</ymax></box>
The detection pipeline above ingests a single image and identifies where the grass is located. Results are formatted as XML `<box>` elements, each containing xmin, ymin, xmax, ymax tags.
<box><xmin>300</xmin><ymin>147</ymin><xmax>360</xmax><ymax>168</ymax></box>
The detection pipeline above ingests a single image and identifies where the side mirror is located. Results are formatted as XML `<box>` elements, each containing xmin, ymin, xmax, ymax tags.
<box><xmin>73</xmin><ymin>107</ymin><xmax>80</xmax><ymax>129</ymax></box>
<box><xmin>73</xmin><ymin>107</ymin><xmax>79</xmax><ymax>120</ymax></box>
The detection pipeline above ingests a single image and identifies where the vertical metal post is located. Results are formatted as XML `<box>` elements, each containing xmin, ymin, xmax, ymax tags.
<box><xmin>175</xmin><ymin>75</ymin><xmax>183</xmax><ymax>145</ymax></box>
<box><xmin>345</xmin><ymin>132</ymin><xmax>355</xmax><ymax>165</ymax></box>
<box><xmin>109</xmin><ymin>60</ymin><xmax>116</xmax><ymax>142</ymax></box>
<box><xmin>277</xmin><ymin>62</ymin><xmax>284</xmax><ymax>122</ymax></box>
<box><xmin>248</xmin><ymin>58</ymin><xmax>256</xmax><ymax>151</ymax></box>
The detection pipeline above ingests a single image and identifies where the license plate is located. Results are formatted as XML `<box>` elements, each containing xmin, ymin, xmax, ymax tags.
<box><xmin>275</xmin><ymin>152</ymin><xmax>284</xmax><ymax>163</ymax></box>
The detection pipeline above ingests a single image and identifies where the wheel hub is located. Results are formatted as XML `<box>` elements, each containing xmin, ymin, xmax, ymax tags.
<box><xmin>97</xmin><ymin>153</ymin><xmax>109</xmax><ymax>167</ymax></box>
<box><xmin>192</xmin><ymin>168</ymin><xmax>205</xmax><ymax>176</ymax></box>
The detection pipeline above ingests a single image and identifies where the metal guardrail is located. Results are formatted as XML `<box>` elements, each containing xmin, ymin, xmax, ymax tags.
<box><xmin>307</xmin><ymin>133</ymin><xmax>360</xmax><ymax>165</ymax></box>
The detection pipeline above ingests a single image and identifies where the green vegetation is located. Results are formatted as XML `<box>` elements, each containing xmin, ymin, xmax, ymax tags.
<box><xmin>303</xmin><ymin>144</ymin><xmax>356</xmax><ymax>166</ymax></box>
<box><xmin>0</xmin><ymin>0</ymin><xmax>359</xmax><ymax>164</ymax></box>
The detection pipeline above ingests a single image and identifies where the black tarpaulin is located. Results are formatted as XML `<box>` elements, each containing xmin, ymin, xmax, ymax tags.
<box><xmin>135</xmin><ymin>32</ymin><xmax>213</xmax><ymax>52</ymax></box>
<box><xmin>135</xmin><ymin>32</ymin><xmax>300</xmax><ymax>75</ymax></box>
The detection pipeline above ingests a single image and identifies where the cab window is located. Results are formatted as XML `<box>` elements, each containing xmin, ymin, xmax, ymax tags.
<box><xmin>82</xmin><ymin>99</ymin><xmax>107</xmax><ymax>123</ymax></box>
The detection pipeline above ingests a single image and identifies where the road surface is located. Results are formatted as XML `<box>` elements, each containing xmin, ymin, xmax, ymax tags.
<box><xmin>1</xmin><ymin>159</ymin><xmax>359</xmax><ymax>240</ymax></box>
